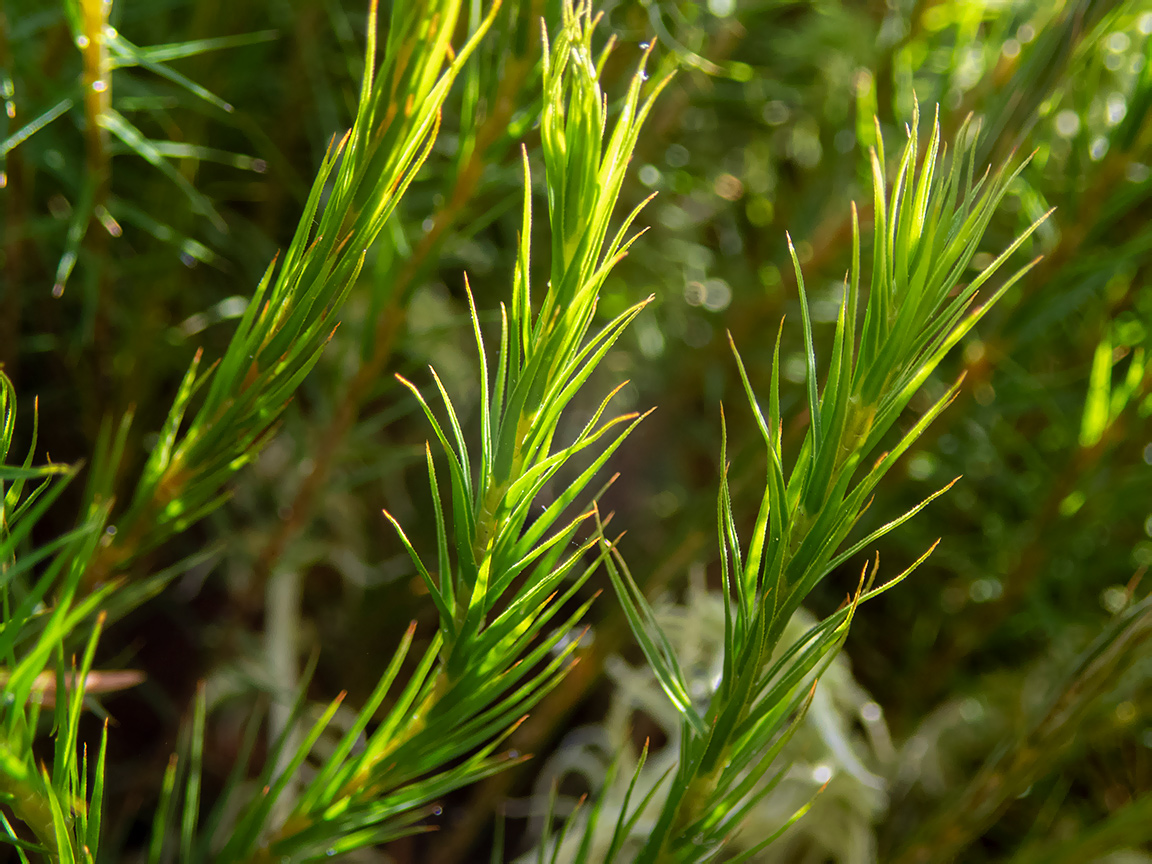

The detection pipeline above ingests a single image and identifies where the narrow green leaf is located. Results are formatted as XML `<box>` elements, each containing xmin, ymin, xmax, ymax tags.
<box><xmin>84</xmin><ymin>721</ymin><xmax>108</xmax><ymax>860</ymax></box>
<box><xmin>0</xmin><ymin>97</ymin><xmax>73</xmax><ymax>155</ymax></box>
<box><xmin>179</xmin><ymin>684</ymin><xmax>207</xmax><ymax>863</ymax></box>
<box><xmin>297</xmin><ymin>622</ymin><xmax>416</xmax><ymax>813</ymax></box>
<box><xmin>382</xmin><ymin>509</ymin><xmax>453</xmax><ymax>637</ymax></box>
<box><xmin>100</xmin><ymin>109</ymin><xmax>225</xmax><ymax>231</ymax></box>
<box><xmin>1080</xmin><ymin>333</ymin><xmax>1113</xmax><ymax>448</ymax></box>
<box><xmin>600</xmin><ymin>531</ymin><xmax>707</xmax><ymax>737</ymax></box>
<box><xmin>148</xmin><ymin>755</ymin><xmax>179</xmax><ymax>864</ymax></box>
<box><xmin>110</xmin><ymin>30</ymin><xmax>278</xmax><ymax>66</ymax></box>
<box><xmin>786</xmin><ymin>234</ymin><xmax>823</xmax><ymax>462</ymax></box>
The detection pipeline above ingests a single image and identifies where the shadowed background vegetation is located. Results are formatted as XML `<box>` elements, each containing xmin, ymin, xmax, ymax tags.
<box><xmin>2</xmin><ymin>0</ymin><xmax>1151</xmax><ymax>861</ymax></box>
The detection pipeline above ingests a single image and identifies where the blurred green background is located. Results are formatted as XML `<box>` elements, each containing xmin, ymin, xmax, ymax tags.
<box><xmin>3</xmin><ymin>0</ymin><xmax>1151</xmax><ymax>860</ymax></box>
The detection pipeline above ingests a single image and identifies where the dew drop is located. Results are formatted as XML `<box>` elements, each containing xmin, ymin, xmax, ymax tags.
<box><xmin>1106</xmin><ymin>31</ymin><xmax>1131</xmax><ymax>53</ymax></box>
<box><xmin>1106</xmin><ymin>92</ymin><xmax>1127</xmax><ymax>126</ymax></box>
<box><xmin>76</xmin><ymin>35</ymin><xmax>90</xmax><ymax>49</ymax></box>
<box><xmin>639</xmin><ymin>42</ymin><xmax>650</xmax><ymax>50</ymax></box>
<box><xmin>92</xmin><ymin>80</ymin><xmax>108</xmax><ymax>93</ymax></box>
<box><xmin>1089</xmin><ymin>135</ymin><xmax>1109</xmax><ymax>162</ymax></box>
<box><xmin>1054</xmin><ymin>109</ymin><xmax>1080</xmax><ymax>139</ymax></box>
